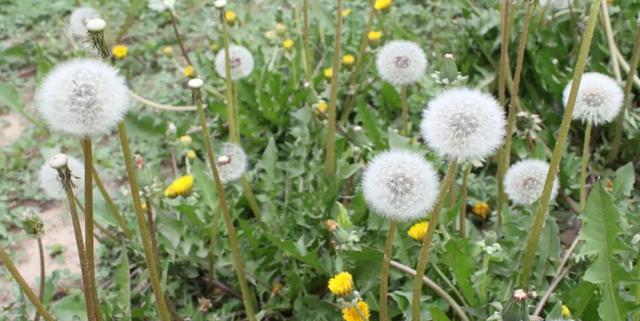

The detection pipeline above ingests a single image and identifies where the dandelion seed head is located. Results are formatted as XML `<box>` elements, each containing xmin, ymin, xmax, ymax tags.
<box><xmin>216</xmin><ymin>143</ymin><xmax>247</xmax><ymax>183</ymax></box>
<box><xmin>376</xmin><ymin>40</ymin><xmax>427</xmax><ymax>86</ymax></box>
<box><xmin>86</xmin><ymin>18</ymin><xmax>105</xmax><ymax>32</ymax></box>
<box><xmin>148</xmin><ymin>0</ymin><xmax>176</xmax><ymax>12</ymax></box>
<box><xmin>39</xmin><ymin>156</ymin><xmax>84</xmax><ymax>200</ymax></box>
<box><xmin>36</xmin><ymin>59</ymin><xmax>130</xmax><ymax>137</ymax></box>
<box><xmin>504</xmin><ymin>159</ymin><xmax>559</xmax><ymax>205</ymax></box>
<box><xmin>215</xmin><ymin>45</ymin><xmax>254</xmax><ymax>80</ymax></box>
<box><xmin>69</xmin><ymin>7</ymin><xmax>100</xmax><ymax>37</ymax></box>
<box><xmin>420</xmin><ymin>88</ymin><xmax>506</xmax><ymax>160</ymax></box>
<box><xmin>362</xmin><ymin>150</ymin><xmax>439</xmax><ymax>221</ymax></box>
<box><xmin>563</xmin><ymin>72</ymin><xmax>623</xmax><ymax>125</ymax></box>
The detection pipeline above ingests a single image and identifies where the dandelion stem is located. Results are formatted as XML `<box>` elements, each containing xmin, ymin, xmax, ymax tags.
<box><xmin>608</xmin><ymin>22</ymin><xmax>640</xmax><ymax>163</ymax></box>
<box><xmin>34</xmin><ymin>238</ymin><xmax>46</xmax><ymax>321</ymax></box>
<box><xmin>579</xmin><ymin>122</ymin><xmax>592</xmax><ymax>211</ymax></box>
<box><xmin>208</xmin><ymin>206</ymin><xmax>222</xmax><ymax>286</ymax></box>
<box><xmin>459</xmin><ymin>164</ymin><xmax>471</xmax><ymax>238</ymax></box>
<box><xmin>117</xmin><ymin>122</ymin><xmax>172</xmax><ymax>321</ymax></box>
<box><xmin>379</xmin><ymin>220</ymin><xmax>397</xmax><ymax>321</ymax></box>
<box><xmin>501</xmin><ymin>0</ymin><xmax>534</xmax><ymax>196</ymax></box>
<box><xmin>496</xmin><ymin>0</ymin><xmax>512</xmax><ymax>230</ymax></box>
<box><xmin>400</xmin><ymin>86</ymin><xmax>409</xmax><ymax>136</ymax></box>
<box><xmin>411</xmin><ymin>160</ymin><xmax>458</xmax><ymax>321</ymax></box>
<box><xmin>169</xmin><ymin>10</ymin><xmax>192</xmax><ymax>65</ymax></box>
<box><xmin>325</xmin><ymin>0</ymin><xmax>343</xmax><ymax>176</ymax></box>
<box><xmin>92</xmin><ymin>165</ymin><xmax>132</xmax><ymax>239</ymax></box>
<box><xmin>57</xmin><ymin>164</ymin><xmax>97</xmax><ymax>321</ymax></box>
<box><xmin>220</xmin><ymin>9</ymin><xmax>239</xmax><ymax>143</ymax></box>
<box><xmin>339</xmin><ymin>0</ymin><xmax>376</xmax><ymax>124</ymax></box>
<box><xmin>302</xmin><ymin>0</ymin><xmax>313</xmax><ymax>82</ymax></box>
<box><xmin>519</xmin><ymin>0</ymin><xmax>602</xmax><ymax>291</ymax></box>
<box><xmin>0</xmin><ymin>248</ymin><xmax>57</xmax><ymax>321</ymax></box>
<box><xmin>81</xmin><ymin>138</ymin><xmax>102</xmax><ymax>321</ymax></box>
<box><xmin>192</xmin><ymin>86</ymin><xmax>257</xmax><ymax>321</ymax></box>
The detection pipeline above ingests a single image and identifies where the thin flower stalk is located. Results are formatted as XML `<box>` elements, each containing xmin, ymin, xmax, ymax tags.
<box><xmin>379</xmin><ymin>220</ymin><xmax>397</xmax><ymax>321</ymax></box>
<box><xmin>302</xmin><ymin>0</ymin><xmax>312</xmax><ymax>81</ymax></box>
<box><xmin>400</xmin><ymin>86</ymin><xmax>409</xmax><ymax>135</ymax></box>
<box><xmin>0</xmin><ymin>248</ymin><xmax>58</xmax><ymax>321</ymax></box>
<box><xmin>579</xmin><ymin>122</ymin><xmax>592</xmax><ymax>210</ymax></box>
<box><xmin>326</xmin><ymin>0</ymin><xmax>343</xmax><ymax>176</ymax></box>
<box><xmin>117</xmin><ymin>122</ymin><xmax>173</xmax><ymax>321</ymax></box>
<box><xmin>459</xmin><ymin>164</ymin><xmax>471</xmax><ymax>238</ymax></box>
<box><xmin>519</xmin><ymin>0</ymin><xmax>602</xmax><ymax>290</ymax></box>
<box><xmin>92</xmin><ymin>165</ymin><xmax>132</xmax><ymax>238</ymax></box>
<box><xmin>169</xmin><ymin>10</ymin><xmax>192</xmax><ymax>65</ymax></box>
<box><xmin>339</xmin><ymin>0</ymin><xmax>376</xmax><ymax>124</ymax></box>
<box><xmin>191</xmin><ymin>82</ymin><xmax>257</xmax><ymax>321</ymax></box>
<box><xmin>608</xmin><ymin>23</ymin><xmax>640</xmax><ymax>163</ymax></box>
<box><xmin>411</xmin><ymin>160</ymin><xmax>458</xmax><ymax>321</ymax></box>
<box><xmin>496</xmin><ymin>0</ymin><xmax>512</xmax><ymax>229</ymax></box>
<box><xmin>34</xmin><ymin>238</ymin><xmax>46</xmax><ymax>321</ymax></box>
<box><xmin>219</xmin><ymin>8</ymin><xmax>239</xmax><ymax>142</ymax></box>
<box><xmin>501</xmin><ymin>0</ymin><xmax>535</xmax><ymax>193</ymax></box>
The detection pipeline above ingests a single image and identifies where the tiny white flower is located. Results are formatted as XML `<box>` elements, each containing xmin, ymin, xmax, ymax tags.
<box><xmin>420</xmin><ymin>88</ymin><xmax>506</xmax><ymax>161</ymax></box>
<box><xmin>40</xmin><ymin>155</ymin><xmax>85</xmax><ymax>200</ymax></box>
<box><xmin>362</xmin><ymin>149</ymin><xmax>440</xmax><ymax>221</ymax></box>
<box><xmin>215</xmin><ymin>45</ymin><xmax>255</xmax><ymax>80</ymax></box>
<box><xmin>563</xmin><ymin>72</ymin><xmax>623</xmax><ymax>125</ymax></box>
<box><xmin>504</xmin><ymin>159</ymin><xmax>559</xmax><ymax>205</ymax></box>
<box><xmin>376</xmin><ymin>40</ymin><xmax>428</xmax><ymax>86</ymax></box>
<box><xmin>69</xmin><ymin>7</ymin><xmax>100</xmax><ymax>37</ymax></box>
<box><xmin>36</xmin><ymin>59</ymin><xmax>130</xmax><ymax>137</ymax></box>
<box><xmin>215</xmin><ymin>143</ymin><xmax>248</xmax><ymax>183</ymax></box>
<box><xmin>148</xmin><ymin>0</ymin><xmax>176</xmax><ymax>12</ymax></box>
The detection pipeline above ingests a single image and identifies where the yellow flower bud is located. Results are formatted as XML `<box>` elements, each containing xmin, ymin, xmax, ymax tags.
<box><xmin>342</xmin><ymin>54</ymin><xmax>355</xmax><ymax>68</ymax></box>
<box><xmin>341</xmin><ymin>8</ymin><xmax>352</xmax><ymax>17</ymax></box>
<box><xmin>179</xmin><ymin>135</ymin><xmax>193</xmax><ymax>146</ymax></box>
<box><xmin>342</xmin><ymin>301</ymin><xmax>370</xmax><ymax>321</ymax></box>
<box><xmin>368</xmin><ymin>31</ymin><xmax>382</xmax><ymax>46</ymax></box>
<box><xmin>162</xmin><ymin>46</ymin><xmax>173</xmax><ymax>56</ymax></box>
<box><xmin>163</xmin><ymin>175</ymin><xmax>194</xmax><ymax>198</ymax></box>
<box><xmin>472</xmin><ymin>201</ymin><xmax>490</xmax><ymax>219</ymax></box>
<box><xmin>112</xmin><ymin>44</ymin><xmax>128</xmax><ymax>59</ymax></box>
<box><xmin>282</xmin><ymin>38</ymin><xmax>294</xmax><ymax>50</ymax></box>
<box><xmin>184</xmin><ymin>65</ymin><xmax>196</xmax><ymax>78</ymax></box>
<box><xmin>561</xmin><ymin>305</ymin><xmax>571</xmax><ymax>318</ymax></box>
<box><xmin>327</xmin><ymin>272</ymin><xmax>353</xmax><ymax>296</ymax></box>
<box><xmin>186</xmin><ymin>150</ymin><xmax>196</xmax><ymax>159</ymax></box>
<box><xmin>407</xmin><ymin>221</ymin><xmax>429</xmax><ymax>241</ymax></box>
<box><xmin>317</xmin><ymin>101</ymin><xmax>328</xmax><ymax>114</ymax></box>
<box><xmin>225</xmin><ymin>10</ymin><xmax>237</xmax><ymax>25</ymax></box>
<box><xmin>374</xmin><ymin>0</ymin><xmax>392</xmax><ymax>11</ymax></box>
<box><xmin>323</xmin><ymin>67</ymin><xmax>333</xmax><ymax>80</ymax></box>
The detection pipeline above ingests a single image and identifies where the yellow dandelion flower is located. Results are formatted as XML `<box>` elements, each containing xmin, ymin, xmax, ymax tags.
<box><xmin>323</xmin><ymin>67</ymin><xmax>333</xmax><ymax>79</ymax></box>
<box><xmin>407</xmin><ymin>221</ymin><xmax>429</xmax><ymax>241</ymax></box>
<box><xmin>327</xmin><ymin>272</ymin><xmax>353</xmax><ymax>296</ymax></box>
<box><xmin>341</xmin><ymin>8</ymin><xmax>352</xmax><ymax>17</ymax></box>
<box><xmin>342</xmin><ymin>55</ymin><xmax>355</xmax><ymax>68</ymax></box>
<box><xmin>316</xmin><ymin>101</ymin><xmax>328</xmax><ymax>114</ymax></box>
<box><xmin>112</xmin><ymin>44</ymin><xmax>128</xmax><ymax>59</ymax></box>
<box><xmin>374</xmin><ymin>0</ymin><xmax>392</xmax><ymax>11</ymax></box>
<box><xmin>164</xmin><ymin>175</ymin><xmax>194</xmax><ymax>198</ymax></box>
<box><xmin>342</xmin><ymin>301</ymin><xmax>370</xmax><ymax>321</ymax></box>
<box><xmin>179</xmin><ymin>135</ymin><xmax>192</xmax><ymax>146</ymax></box>
<box><xmin>225</xmin><ymin>10</ymin><xmax>237</xmax><ymax>25</ymax></box>
<box><xmin>184</xmin><ymin>65</ymin><xmax>195</xmax><ymax>78</ymax></box>
<box><xmin>282</xmin><ymin>39</ymin><xmax>294</xmax><ymax>50</ymax></box>
<box><xmin>162</xmin><ymin>46</ymin><xmax>173</xmax><ymax>56</ymax></box>
<box><xmin>472</xmin><ymin>201</ymin><xmax>490</xmax><ymax>219</ymax></box>
<box><xmin>186</xmin><ymin>150</ymin><xmax>196</xmax><ymax>159</ymax></box>
<box><xmin>368</xmin><ymin>31</ymin><xmax>382</xmax><ymax>45</ymax></box>
<box><xmin>561</xmin><ymin>305</ymin><xmax>571</xmax><ymax>318</ymax></box>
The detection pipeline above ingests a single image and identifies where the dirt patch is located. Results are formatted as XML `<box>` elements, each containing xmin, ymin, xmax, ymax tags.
<box><xmin>0</xmin><ymin>112</ymin><xmax>28</xmax><ymax>147</ymax></box>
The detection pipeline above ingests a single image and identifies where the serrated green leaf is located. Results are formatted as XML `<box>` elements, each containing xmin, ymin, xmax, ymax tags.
<box><xmin>429</xmin><ymin>306</ymin><xmax>452</xmax><ymax>321</ymax></box>
<box><xmin>442</xmin><ymin>238</ymin><xmax>478</xmax><ymax>306</ymax></box>
<box><xmin>612</xmin><ymin>163</ymin><xmax>635</xmax><ymax>199</ymax></box>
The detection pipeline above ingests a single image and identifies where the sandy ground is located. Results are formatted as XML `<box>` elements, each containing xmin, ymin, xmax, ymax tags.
<box><xmin>0</xmin><ymin>112</ymin><xmax>27</xmax><ymax>147</ymax></box>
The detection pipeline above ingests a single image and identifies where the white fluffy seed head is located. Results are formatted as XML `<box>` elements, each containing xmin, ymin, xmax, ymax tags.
<box><xmin>86</xmin><ymin>18</ymin><xmax>105</xmax><ymax>32</ymax></box>
<box><xmin>504</xmin><ymin>159</ymin><xmax>559</xmax><ymax>206</ymax></box>
<box><xmin>420</xmin><ymin>88</ymin><xmax>506</xmax><ymax>161</ymax></box>
<box><xmin>148</xmin><ymin>0</ymin><xmax>176</xmax><ymax>12</ymax></box>
<box><xmin>215</xmin><ymin>45</ymin><xmax>255</xmax><ymax>81</ymax></box>
<box><xmin>69</xmin><ymin>7</ymin><xmax>100</xmax><ymax>37</ymax></box>
<box><xmin>188</xmin><ymin>78</ymin><xmax>204</xmax><ymax>89</ymax></box>
<box><xmin>362</xmin><ymin>150</ymin><xmax>440</xmax><ymax>221</ymax></box>
<box><xmin>376</xmin><ymin>40</ymin><xmax>427</xmax><ymax>86</ymax></box>
<box><xmin>39</xmin><ymin>156</ymin><xmax>85</xmax><ymax>200</ymax></box>
<box><xmin>214</xmin><ymin>0</ymin><xmax>227</xmax><ymax>8</ymax></box>
<box><xmin>563</xmin><ymin>72</ymin><xmax>623</xmax><ymax>125</ymax></box>
<box><xmin>36</xmin><ymin>59</ymin><xmax>130</xmax><ymax>137</ymax></box>
<box><xmin>216</xmin><ymin>143</ymin><xmax>248</xmax><ymax>183</ymax></box>
<box><xmin>48</xmin><ymin>154</ymin><xmax>68</xmax><ymax>169</ymax></box>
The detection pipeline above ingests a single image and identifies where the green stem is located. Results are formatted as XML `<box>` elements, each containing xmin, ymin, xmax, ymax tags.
<box><xmin>117</xmin><ymin>122</ymin><xmax>172</xmax><ymax>321</ymax></box>
<box><xmin>220</xmin><ymin>9</ymin><xmax>239</xmax><ymax>143</ymax></box>
<box><xmin>325</xmin><ymin>0</ymin><xmax>343</xmax><ymax>176</ymax></box>
<box><xmin>519</xmin><ymin>0</ymin><xmax>602</xmax><ymax>291</ymax></box>
<box><xmin>339</xmin><ymin>0</ymin><xmax>376</xmax><ymax>124</ymax></box>
<box><xmin>34</xmin><ymin>238</ymin><xmax>46</xmax><ymax>321</ymax></box>
<box><xmin>379</xmin><ymin>220</ymin><xmax>397</xmax><ymax>321</ymax></box>
<box><xmin>193</xmin><ymin>87</ymin><xmax>257</xmax><ymax>321</ymax></box>
<box><xmin>496</xmin><ymin>0</ymin><xmax>512</xmax><ymax>230</ymax></box>
<box><xmin>411</xmin><ymin>160</ymin><xmax>458</xmax><ymax>321</ymax></box>
<box><xmin>57</xmin><ymin>165</ymin><xmax>96</xmax><ymax>321</ymax></box>
<box><xmin>608</xmin><ymin>23</ymin><xmax>640</xmax><ymax>163</ymax></box>
<box><xmin>579</xmin><ymin>122</ymin><xmax>592</xmax><ymax>210</ymax></box>
<box><xmin>502</xmin><ymin>1</ymin><xmax>534</xmax><ymax>189</ymax></box>
<box><xmin>459</xmin><ymin>164</ymin><xmax>471</xmax><ymax>238</ymax></box>
<box><xmin>241</xmin><ymin>176</ymin><xmax>262</xmax><ymax>220</ymax></box>
<box><xmin>169</xmin><ymin>10</ymin><xmax>192</xmax><ymax>66</ymax></box>
<box><xmin>400</xmin><ymin>86</ymin><xmax>409</xmax><ymax>136</ymax></box>
<box><xmin>302</xmin><ymin>0</ymin><xmax>312</xmax><ymax>82</ymax></box>
<box><xmin>208</xmin><ymin>206</ymin><xmax>222</xmax><ymax>286</ymax></box>
<box><xmin>0</xmin><ymin>248</ymin><xmax>57</xmax><ymax>321</ymax></box>
<box><xmin>92</xmin><ymin>165</ymin><xmax>132</xmax><ymax>239</ymax></box>
<box><xmin>81</xmin><ymin>138</ymin><xmax>102</xmax><ymax>321</ymax></box>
